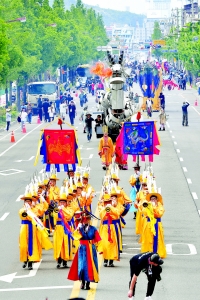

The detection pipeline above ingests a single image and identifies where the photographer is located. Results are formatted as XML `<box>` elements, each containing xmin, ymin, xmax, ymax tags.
<box><xmin>128</xmin><ymin>252</ymin><xmax>163</xmax><ymax>300</ymax></box>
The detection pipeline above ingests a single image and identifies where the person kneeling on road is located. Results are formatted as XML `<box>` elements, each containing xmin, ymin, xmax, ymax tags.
<box><xmin>128</xmin><ymin>252</ymin><xmax>163</xmax><ymax>300</ymax></box>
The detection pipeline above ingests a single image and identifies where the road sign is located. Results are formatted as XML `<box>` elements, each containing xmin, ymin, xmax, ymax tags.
<box><xmin>153</xmin><ymin>40</ymin><xmax>166</xmax><ymax>46</ymax></box>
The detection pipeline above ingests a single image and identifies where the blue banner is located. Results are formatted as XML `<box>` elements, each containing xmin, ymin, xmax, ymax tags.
<box><xmin>123</xmin><ymin>122</ymin><xmax>154</xmax><ymax>155</ymax></box>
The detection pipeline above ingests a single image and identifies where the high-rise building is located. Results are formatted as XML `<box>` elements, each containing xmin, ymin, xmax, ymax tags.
<box><xmin>146</xmin><ymin>0</ymin><xmax>172</xmax><ymax>18</ymax></box>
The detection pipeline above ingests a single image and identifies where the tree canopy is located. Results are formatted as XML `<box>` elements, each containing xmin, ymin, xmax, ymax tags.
<box><xmin>0</xmin><ymin>0</ymin><xmax>108</xmax><ymax>87</ymax></box>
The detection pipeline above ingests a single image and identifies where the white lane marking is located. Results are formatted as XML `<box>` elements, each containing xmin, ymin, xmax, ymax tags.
<box><xmin>179</xmin><ymin>157</ymin><xmax>183</xmax><ymax>161</ymax></box>
<box><xmin>16</xmin><ymin>195</ymin><xmax>23</xmax><ymax>202</ymax></box>
<box><xmin>127</xmin><ymin>247</ymin><xmax>141</xmax><ymax>250</ymax></box>
<box><xmin>166</xmin><ymin>122</ymin><xmax>170</xmax><ymax>128</ymax></box>
<box><xmin>198</xmin><ymin>210</ymin><xmax>200</xmax><ymax>216</ymax></box>
<box><xmin>0</xmin><ymin>213</ymin><xmax>10</xmax><ymax>221</ymax></box>
<box><xmin>89</xmin><ymin>154</ymin><xmax>93</xmax><ymax>159</ymax></box>
<box><xmin>170</xmin><ymin>130</ymin><xmax>172</xmax><ymax>133</ymax></box>
<box><xmin>86</xmin><ymin>148</ymin><xmax>94</xmax><ymax>150</ymax></box>
<box><xmin>0</xmin><ymin>169</ymin><xmax>25</xmax><ymax>176</ymax></box>
<box><xmin>192</xmin><ymin>106</ymin><xmax>200</xmax><ymax>116</ymax></box>
<box><xmin>174</xmin><ymin>141</ymin><xmax>177</xmax><ymax>145</ymax></box>
<box><xmin>183</xmin><ymin>167</ymin><xmax>187</xmax><ymax>172</ymax></box>
<box><xmin>176</xmin><ymin>149</ymin><xmax>180</xmax><ymax>153</ymax></box>
<box><xmin>172</xmin><ymin>135</ymin><xmax>175</xmax><ymax>139</ymax></box>
<box><xmin>0</xmin><ymin>261</ymin><xmax>42</xmax><ymax>283</ymax></box>
<box><xmin>0</xmin><ymin>285</ymin><xmax>73</xmax><ymax>292</ymax></box>
<box><xmin>14</xmin><ymin>156</ymin><xmax>35</xmax><ymax>162</ymax></box>
<box><xmin>187</xmin><ymin>178</ymin><xmax>192</xmax><ymax>184</ymax></box>
<box><xmin>192</xmin><ymin>192</ymin><xmax>198</xmax><ymax>200</ymax></box>
<box><xmin>0</xmin><ymin>124</ymin><xmax>42</xmax><ymax>157</ymax></box>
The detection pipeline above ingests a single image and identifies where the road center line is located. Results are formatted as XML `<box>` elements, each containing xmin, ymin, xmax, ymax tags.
<box><xmin>179</xmin><ymin>157</ymin><xmax>183</xmax><ymax>161</ymax></box>
<box><xmin>187</xmin><ymin>178</ymin><xmax>192</xmax><ymax>184</ymax></box>
<box><xmin>174</xmin><ymin>141</ymin><xmax>177</xmax><ymax>145</ymax></box>
<box><xmin>183</xmin><ymin>167</ymin><xmax>187</xmax><ymax>172</ymax></box>
<box><xmin>0</xmin><ymin>285</ymin><xmax>73</xmax><ymax>292</ymax></box>
<box><xmin>89</xmin><ymin>154</ymin><xmax>93</xmax><ymax>159</ymax></box>
<box><xmin>176</xmin><ymin>149</ymin><xmax>180</xmax><ymax>153</ymax></box>
<box><xmin>0</xmin><ymin>213</ymin><xmax>10</xmax><ymax>221</ymax></box>
<box><xmin>0</xmin><ymin>124</ymin><xmax>42</xmax><ymax>157</ymax></box>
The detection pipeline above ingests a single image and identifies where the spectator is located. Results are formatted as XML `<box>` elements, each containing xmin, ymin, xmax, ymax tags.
<box><xmin>5</xmin><ymin>108</ymin><xmax>11</xmax><ymax>131</ymax></box>
<box><xmin>159</xmin><ymin>92</ymin><xmax>165</xmax><ymax>110</ymax></box>
<box><xmin>27</xmin><ymin>102</ymin><xmax>33</xmax><ymax>124</ymax></box>
<box><xmin>20</xmin><ymin>108</ymin><xmax>27</xmax><ymax>132</ymax></box>
<box><xmin>37</xmin><ymin>95</ymin><xmax>43</xmax><ymax>121</ymax></box>
<box><xmin>79</xmin><ymin>91</ymin><xmax>85</xmax><ymax>107</ymax></box>
<box><xmin>68</xmin><ymin>100</ymin><xmax>76</xmax><ymax>126</ymax></box>
<box><xmin>85</xmin><ymin>113</ymin><xmax>94</xmax><ymax>142</ymax></box>
<box><xmin>91</xmin><ymin>82</ymin><xmax>95</xmax><ymax>96</ymax></box>
<box><xmin>182</xmin><ymin>101</ymin><xmax>190</xmax><ymax>126</ymax></box>
<box><xmin>55</xmin><ymin>97</ymin><xmax>61</xmax><ymax>116</ymax></box>
<box><xmin>60</xmin><ymin>100</ymin><xmax>67</xmax><ymax>120</ymax></box>
<box><xmin>48</xmin><ymin>104</ymin><xmax>55</xmax><ymax>122</ymax></box>
<box><xmin>79</xmin><ymin>106</ymin><xmax>88</xmax><ymax>133</ymax></box>
<box><xmin>94</xmin><ymin>114</ymin><xmax>103</xmax><ymax>132</ymax></box>
<box><xmin>66</xmin><ymin>93</ymin><xmax>73</xmax><ymax>105</ymax></box>
<box><xmin>42</xmin><ymin>99</ymin><xmax>50</xmax><ymax>122</ymax></box>
<box><xmin>146</xmin><ymin>98</ymin><xmax>153</xmax><ymax>118</ymax></box>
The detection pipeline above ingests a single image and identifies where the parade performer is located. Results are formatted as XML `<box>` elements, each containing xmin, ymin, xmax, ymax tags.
<box><xmin>99</xmin><ymin>194</ymin><xmax>122</xmax><ymax>267</ymax></box>
<box><xmin>48</xmin><ymin>174</ymin><xmax>60</xmax><ymax>202</ymax></box>
<box><xmin>111</xmin><ymin>173</ymin><xmax>132</xmax><ymax>219</ymax></box>
<box><xmin>129</xmin><ymin>163</ymin><xmax>143</xmax><ymax>219</ymax></box>
<box><xmin>134</xmin><ymin>181</ymin><xmax>149</xmax><ymax>236</ymax></box>
<box><xmin>128</xmin><ymin>252</ymin><xmax>163</xmax><ymax>300</ymax></box>
<box><xmin>68</xmin><ymin>212</ymin><xmax>102</xmax><ymax>290</ymax></box>
<box><xmin>141</xmin><ymin>193</ymin><xmax>167</xmax><ymax>259</ymax></box>
<box><xmin>98</xmin><ymin>126</ymin><xmax>114</xmax><ymax>170</ymax></box>
<box><xmin>19</xmin><ymin>192</ymin><xmax>52</xmax><ymax>270</ymax></box>
<box><xmin>81</xmin><ymin>171</ymin><xmax>95</xmax><ymax>212</ymax></box>
<box><xmin>53</xmin><ymin>192</ymin><xmax>74</xmax><ymax>268</ymax></box>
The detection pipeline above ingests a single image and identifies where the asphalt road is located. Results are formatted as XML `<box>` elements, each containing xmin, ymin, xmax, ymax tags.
<box><xmin>0</xmin><ymin>85</ymin><xmax>200</xmax><ymax>300</ymax></box>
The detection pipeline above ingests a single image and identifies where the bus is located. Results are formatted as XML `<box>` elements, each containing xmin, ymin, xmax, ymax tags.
<box><xmin>27</xmin><ymin>81</ymin><xmax>58</xmax><ymax>114</ymax></box>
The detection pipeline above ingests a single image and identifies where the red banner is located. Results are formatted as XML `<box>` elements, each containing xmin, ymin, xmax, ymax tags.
<box><xmin>44</xmin><ymin>129</ymin><xmax>76</xmax><ymax>164</ymax></box>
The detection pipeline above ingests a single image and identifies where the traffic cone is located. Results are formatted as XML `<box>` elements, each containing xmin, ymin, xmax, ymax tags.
<box><xmin>37</xmin><ymin>115</ymin><xmax>41</xmax><ymax>124</ymax></box>
<box><xmin>195</xmin><ymin>99</ymin><xmax>198</xmax><ymax>106</ymax></box>
<box><xmin>10</xmin><ymin>131</ymin><xmax>15</xmax><ymax>143</ymax></box>
<box><xmin>22</xmin><ymin>123</ymin><xmax>27</xmax><ymax>133</ymax></box>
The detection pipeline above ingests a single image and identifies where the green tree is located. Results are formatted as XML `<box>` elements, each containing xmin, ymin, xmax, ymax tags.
<box><xmin>151</xmin><ymin>21</ymin><xmax>163</xmax><ymax>59</ymax></box>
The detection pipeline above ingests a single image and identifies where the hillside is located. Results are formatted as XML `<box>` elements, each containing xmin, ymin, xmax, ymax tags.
<box><xmin>49</xmin><ymin>0</ymin><xmax>146</xmax><ymax>26</ymax></box>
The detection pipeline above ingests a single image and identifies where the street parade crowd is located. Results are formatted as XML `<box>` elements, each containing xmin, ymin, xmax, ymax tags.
<box><xmin>19</xmin><ymin>146</ymin><xmax>166</xmax><ymax>300</ymax></box>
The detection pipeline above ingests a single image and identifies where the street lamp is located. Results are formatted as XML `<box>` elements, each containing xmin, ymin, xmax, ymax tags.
<box><xmin>6</xmin><ymin>16</ymin><xmax>26</xmax><ymax>23</ymax></box>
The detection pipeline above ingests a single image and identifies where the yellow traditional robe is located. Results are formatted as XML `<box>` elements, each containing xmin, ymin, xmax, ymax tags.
<box><xmin>98</xmin><ymin>136</ymin><xmax>114</xmax><ymax>166</ymax></box>
<box><xmin>141</xmin><ymin>202</ymin><xmax>167</xmax><ymax>258</ymax></box>
<box><xmin>129</xmin><ymin>174</ymin><xmax>143</xmax><ymax>187</ymax></box>
<box><xmin>82</xmin><ymin>184</ymin><xmax>95</xmax><ymax>212</ymax></box>
<box><xmin>53</xmin><ymin>206</ymin><xmax>74</xmax><ymax>261</ymax></box>
<box><xmin>98</xmin><ymin>205</ymin><xmax>122</xmax><ymax>261</ymax></box>
<box><xmin>19</xmin><ymin>206</ymin><xmax>51</xmax><ymax>262</ymax></box>
<box><xmin>135</xmin><ymin>190</ymin><xmax>148</xmax><ymax>235</ymax></box>
<box><xmin>49</xmin><ymin>186</ymin><xmax>60</xmax><ymax>202</ymax></box>
<box><xmin>35</xmin><ymin>201</ymin><xmax>53</xmax><ymax>255</ymax></box>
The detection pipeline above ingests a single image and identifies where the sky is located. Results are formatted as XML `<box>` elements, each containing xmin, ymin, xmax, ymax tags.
<box><xmin>83</xmin><ymin>0</ymin><xmax>147</xmax><ymax>14</ymax></box>
<box><xmin>82</xmin><ymin>0</ymin><xmax>182</xmax><ymax>15</ymax></box>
